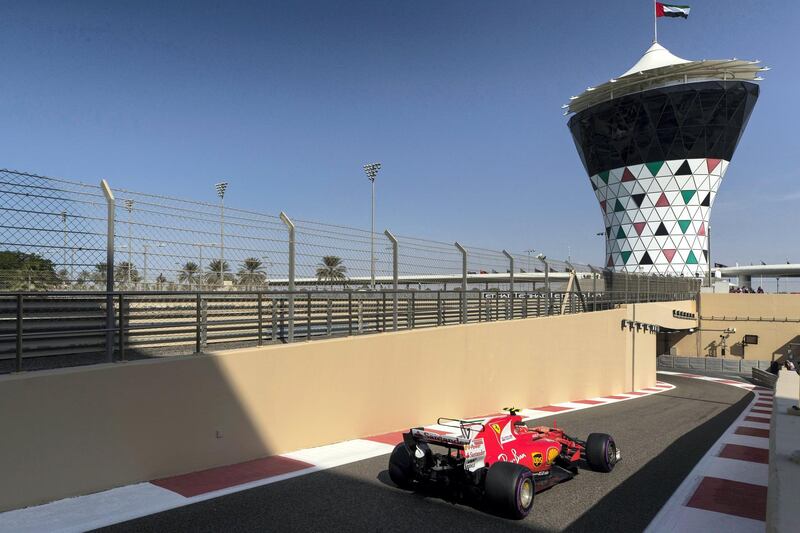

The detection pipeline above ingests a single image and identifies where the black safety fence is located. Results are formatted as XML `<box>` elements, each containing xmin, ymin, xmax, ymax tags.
<box><xmin>0</xmin><ymin>284</ymin><xmax>699</xmax><ymax>374</ymax></box>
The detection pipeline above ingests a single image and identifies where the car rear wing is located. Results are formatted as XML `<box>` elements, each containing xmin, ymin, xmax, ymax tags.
<box><xmin>408</xmin><ymin>428</ymin><xmax>471</xmax><ymax>449</ymax></box>
<box><xmin>437</xmin><ymin>417</ymin><xmax>485</xmax><ymax>440</ymax></box>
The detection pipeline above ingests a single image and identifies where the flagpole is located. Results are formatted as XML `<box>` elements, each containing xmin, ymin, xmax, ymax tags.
<box><xmin>654</xmin><ymin>1</ymin><xmax>658</xmax><ymax>43</ymax></box>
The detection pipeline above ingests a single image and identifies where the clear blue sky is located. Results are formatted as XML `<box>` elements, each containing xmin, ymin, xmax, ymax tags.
<box><xmin>1</xmin><ymin>0</ymin><xmax>796</xmax><ymax>265</ymax></box>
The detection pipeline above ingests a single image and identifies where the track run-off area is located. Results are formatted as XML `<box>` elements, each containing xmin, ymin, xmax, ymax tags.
<box><xmin>73</xmin><ymin>374</ymin><xmax>760</xmax><ymax>533</ymax></box>
<box><xmin>0</xmin><ymin>373</ymin><xmax>769</xmax><ymax>533</ymax></box>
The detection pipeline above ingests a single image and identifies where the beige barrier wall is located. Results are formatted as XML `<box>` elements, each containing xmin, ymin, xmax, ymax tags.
<box><xmin>670</xmin><ymin>294</ymin><xmax>800</xmax><ymax>360</ymax></box>
<box><xmin>0</xmin><ymin>305</ymin><xmax>662</xmax><ymax>512</ymax></box>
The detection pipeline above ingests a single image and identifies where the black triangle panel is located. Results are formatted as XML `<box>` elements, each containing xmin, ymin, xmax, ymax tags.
<box><xmin>675</xmin><ymin>160</ymin><xmax>692</xmax><ymax>176</ymax></box>
<box><xmin>631</xmin><ymin>193</ymin><xmax>646</xmax><ymax>207</ymax></box>
<box><xmin>655</xmin><ymin>222</ymin><xmax>669</xmax><ymax>236</ymax></box>
<box><xmin>639</xmin><ymin>251</ymin><xmax>654</xmax><ymax>265</ymax></box>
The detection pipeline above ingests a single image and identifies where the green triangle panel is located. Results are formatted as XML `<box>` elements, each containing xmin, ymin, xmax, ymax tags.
<box><xmin>614</xmin><ymin>199</ymin><xmax>625</xmax><ymax>212</ymax></box>
<box><xmin>598</xmin><ymin>170</ymin><xmax>610</xmax><ymax>184</ymax></box>
<box><xmin>621</xmin><ymin>251</ymin><xmax>632</xmax><ymax>264</ymax></box>
<box><xmin>678</xmin><ymin>220</ymin><xmax>692</xmax><ymax>234</ymax></box>
<box><xmin>681</xmin><ymin>190</ymin><xmax>696</xmax><ymax>204</ymax></box>
<box><xmin>686</xmin><ymin>251</ymin><xmax>698</xmax><ymax>265</ymax></box>
<box><xmin>645</xmin><ymin>161</ymin><xmax>664</xmax><ymax>177</ymax></box>
<box><xmin>616</xmin><ymin>227</ymin><xmax>626</xmax><ymax>239</ymax></box>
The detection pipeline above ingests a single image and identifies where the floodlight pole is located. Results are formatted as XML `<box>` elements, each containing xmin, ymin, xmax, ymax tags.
<box><xmin>124</xmin><ymin>199</ymin><xmax>133</xmax><ymax>285</ymax></box>
<box><xmin>385</xmin><ymin>229</ymin><xmax>399</xmax><ymax>330</ymax></box>
<box><xmin>215</xmin><ymin>182</ymin><xmax>228</xmax><ymax>287</ymax></box>
<box><xmin>363</xmin><ymin>163</ymin><xmax>381</xmax><ymax>290</ymax></box>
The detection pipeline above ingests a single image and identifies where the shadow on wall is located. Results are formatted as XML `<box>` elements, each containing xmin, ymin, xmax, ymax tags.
<box><xmin>0</xmin><ymin>355</ymin><xmax>275</xmax><ymax>513</ymax></box>
<box><xmin>772</xmin><ymin>334</ymin><xmax>800</xmax><ymax>363</ymax></box>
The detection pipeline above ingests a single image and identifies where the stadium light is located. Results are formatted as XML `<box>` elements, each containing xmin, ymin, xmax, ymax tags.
<box><xmin>215</xmin><ymin>182</ymin><xmax>229</xmax><ymax>286</ymax></box>
<box><xmin>363</xmin><ymin>163</ymin><xmax>381</xmax><ymax>290</ymax></box>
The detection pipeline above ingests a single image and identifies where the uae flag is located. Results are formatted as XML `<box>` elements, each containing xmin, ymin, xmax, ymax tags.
<box><xmin>656</xmin><ymin>3</ymin><xmax>690</xmax><ymax>18</ymax></box>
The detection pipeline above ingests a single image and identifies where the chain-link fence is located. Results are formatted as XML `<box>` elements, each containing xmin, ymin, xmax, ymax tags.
<box><xmin>0</xmin><ymin>168</ymin><xmax>610</xmax><ymax>292</ymax></box>
<box><xmin>0</xmin><ymin>167</ymin><xmax>707</xmax><ymax>373</ymax></box>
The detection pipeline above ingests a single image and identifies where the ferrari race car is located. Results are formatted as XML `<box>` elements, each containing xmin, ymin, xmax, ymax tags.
<box><xmin>388</xmin><ymin>408</ymin><xmax>620</xmax><ymax>519</ymax></box>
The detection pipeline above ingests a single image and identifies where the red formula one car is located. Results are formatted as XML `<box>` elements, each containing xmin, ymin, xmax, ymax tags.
<box><xmin>388</xmin><ymin>408</ymin><xmax>620</xmax><ymax>519</ymax></box>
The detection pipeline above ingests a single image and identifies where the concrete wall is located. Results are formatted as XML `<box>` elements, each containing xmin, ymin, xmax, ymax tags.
<box><xmin>0</xmin><ymin>304</ymin><xmax>668</xmax><ymax>512</ymax></box>
<box><xmin>669</xmin><ymin>294</ymin><xmax>800</xmax><ymax>360</ymax></box>
<box><xmin>766</xmin><ymin>369</ymin><xmax>800</xmax><ymax>532</ymax></box>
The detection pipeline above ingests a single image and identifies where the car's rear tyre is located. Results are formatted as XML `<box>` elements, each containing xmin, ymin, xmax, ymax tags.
<box><xmin>388</xmin><ymin>443</ymin><xmax>415</xmax><ymax>489</ymax></box>
<box><xmin>586</xmin><ymin>433</ymin><xmax>618</xmax><ymax>472</ymax></box>
<box><xmin>484</xmin><ymin>462</ymin><xmax>535</xmax><ymax>519</ymax></box>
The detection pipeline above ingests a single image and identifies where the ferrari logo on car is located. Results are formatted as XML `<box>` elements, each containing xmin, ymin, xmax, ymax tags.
<box><xmin>491</xmin><ymin>423</ymin><xmax>502</xmax><ymax>434</ymax></box>
<box><xmin>532</xmin><ymin>452</ymin><xmax>543</xmax><ymax>467</ymax></box>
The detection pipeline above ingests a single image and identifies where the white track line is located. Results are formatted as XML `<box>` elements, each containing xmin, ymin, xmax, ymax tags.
<box><xmin>646</xmin><ymin>371</ymin><xmax>769</xmax><ymax>533</ymax></box>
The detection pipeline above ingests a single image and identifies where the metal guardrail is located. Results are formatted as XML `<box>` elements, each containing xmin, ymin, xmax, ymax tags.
<box><xmin>1</xmin><ymin>288</ymin><xmax>698</xmax><ymax>373</ymax></box>
<box><xmin>657</xmin><ymin>354</ymin><xmax>774</xmax><ymax>374</ymax></box>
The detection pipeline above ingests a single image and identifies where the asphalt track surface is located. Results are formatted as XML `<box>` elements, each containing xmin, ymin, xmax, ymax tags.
<box><xmin>101</xmin><ymin>375</ymin><xmax>752</xmax><ymax>533</ymax></box>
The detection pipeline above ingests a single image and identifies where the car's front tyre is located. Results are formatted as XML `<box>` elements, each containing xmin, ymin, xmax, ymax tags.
<box><xmin>585</xmin><ymin>433</ymin><xmax>618</xmax><ymax>472</ymax></box>
<box><xmin>484</xmin><ymin>462</ymin><xmax>535</xmax><ymax>519</ymax></box>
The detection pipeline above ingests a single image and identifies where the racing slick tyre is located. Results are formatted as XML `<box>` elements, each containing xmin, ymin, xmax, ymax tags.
<box><xmin>388</xmin><ymin>443</ymin><xmax>415</xmax><ymax>489</ymax></box>
<box><xmin>586</xmin><ymin>433</ymin><xmax>618</xmax><ymax>473</ymax></box>
<box><xmin>484</xmin><ymin>462</ymin><xmax>535</xmax><ymax>519</ymax></box>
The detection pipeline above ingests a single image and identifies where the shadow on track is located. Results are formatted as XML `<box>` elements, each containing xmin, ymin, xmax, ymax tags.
<box><xmin>564</xmin><ymin>390</ymin><xmax>753</xmax><ymax>532</ymax></box>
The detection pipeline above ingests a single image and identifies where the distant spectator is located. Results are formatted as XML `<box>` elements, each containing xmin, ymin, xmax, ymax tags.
<box><xmin>768</xmin><ymin>360</ymin><xmax>781</xmax><ymax>375</ymax></box>
<box><xmin>785</xmin><ymin>360</ymin><xmax>797</xmax><ymax>372</ymax></box>
<box><xmin>757</xmin><ymin>286</ymin><xmax>764</xmax><ymax>293</ymax></box>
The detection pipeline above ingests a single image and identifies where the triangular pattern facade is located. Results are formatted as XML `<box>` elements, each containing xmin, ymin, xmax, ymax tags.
<box><xmin>589</xmin><ymin>158</ymin><xmax>728</xmax><ymax>275</ymax></box>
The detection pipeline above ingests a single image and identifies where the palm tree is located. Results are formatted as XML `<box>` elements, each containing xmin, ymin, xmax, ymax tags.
<box><xmin>178</xmin><ymin>261</ymin><xmax>200</xmax><ymax>288</ymax></box>
<box><xmin>91</xmin><ymin>263</ymin><xmax>107</xmax><ymax>287</ymax></box>
<box><xmin>316</xmin><ymin>255</ymin><xmax>347</xmax><ymax>290</ymax></box>
<box><xmin>114</xmin><ymin>262</ymin><xmax>141</xmax><ymax>288</ymax></box>
<box><xmin>205</xmin><ymin>259</ymin><xmax>234</xmax><ymax>287</ymax></box>
<box><xmin>76</xmin><ymin>270</ymin><xmax>91</xmax><ymax>289</ymax></box>
<box><xmin>238</xmin><ymin>257</ymin><xmax>267</xmax><ymax>290</ymax></box>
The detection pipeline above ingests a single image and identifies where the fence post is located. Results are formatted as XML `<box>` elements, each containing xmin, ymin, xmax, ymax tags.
<box><xmin>15</xmin><ymin>294</ymin><xmax>23</xmax><ymax>372</ymax></box>
<box><xmin>538</xmin><ymin>255</ymin><xmax>551</xmax><ymax>315</ymax></box>
<box><xmin>588</xmin><ymin>265</ymin><xmax>599</xmax><ymax>312</ymax></box>
<box><xmin>326</xmin><ymin>297</ymin><xmax>333</xmax><ymax>336</ymax></box>
<box><xmin>257</xmin><ymin>293</ymin><xmax>263</xmax><ymax>346</ymax></box>
<box><xmin>280</xmin><ymin>212</ymin><xmax>296</xmax><ymax>342</ymax></box>
<box><xmin>271</xmin><ymin>298</ymin><xmax>278</xmax><ymax>342</ymax></box>
<box><xmin>384</xmin><ymin>230</ymin><xmax>399</xmax><ymax>331</ymax></box>
<box><xmin>503</xmin><ymin>250</ymin><xmax>514</xmax><ymax>319</ymax></box>
<box><xmin>306</xmin><ymin>292</ymin><xmax>312</xmax><ymax>340</ymax></box>
<box><xmin>455</xmin><ymin>242</ymin><xmax>467</xmax><ymax>324</ymax></box>
<box><xmin>195</xmin><ymin>293</ymin><xmax>202</xmax><ymax>353</ymax></box>
<box><xmin>118</xmin><ymin>293</ymin><xmax>126</xmax><ymax>361</ymax></box>
<box><xmin>100</xmin><ymin>179</ymin><xmax>116</xmax><ymax>362</ymax></box>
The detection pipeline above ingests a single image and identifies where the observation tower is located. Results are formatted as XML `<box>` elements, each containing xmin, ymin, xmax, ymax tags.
<box><xmin>565</xmin><ymin>42</ymin><xmax>767</xmax><ymax>275</ymax></box>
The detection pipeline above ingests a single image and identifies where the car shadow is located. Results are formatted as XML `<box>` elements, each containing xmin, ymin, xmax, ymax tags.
<box><xmin>563</xmin><ymin>390</ymin><xmax>753</xmax><ymax>532</ymax></box>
